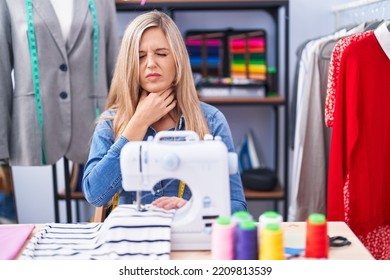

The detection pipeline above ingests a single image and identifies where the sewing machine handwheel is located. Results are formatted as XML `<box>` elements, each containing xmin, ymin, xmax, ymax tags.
<box><xmin>161</xmin><ymin>152</ymin><xmax>180</xmax><ymax>171</ymax></box>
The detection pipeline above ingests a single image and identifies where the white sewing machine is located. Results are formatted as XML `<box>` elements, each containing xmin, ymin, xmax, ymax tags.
<box><xmin>120</xmin><ymin>130</ymin><xmax>237</xmax><ymax>250</ymax></box>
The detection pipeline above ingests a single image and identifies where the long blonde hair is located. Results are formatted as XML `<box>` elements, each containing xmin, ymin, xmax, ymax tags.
<box><xmin>105</xmin><ymin>10</ymin><xmax>209</xmax><ymax>139</ymax></box>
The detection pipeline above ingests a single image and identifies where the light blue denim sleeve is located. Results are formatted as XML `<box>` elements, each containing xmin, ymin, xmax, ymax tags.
<box><xmin>82</xmin><ymin>118</ymin><xmax>128</xmax><ymax>207</ymax></box>
<box><xmin>204</xmin><ymin>104</ymin><xmax>247</xmax><ymax>214</ymax></box>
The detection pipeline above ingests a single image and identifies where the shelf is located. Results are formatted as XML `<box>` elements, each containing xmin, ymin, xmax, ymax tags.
<box><xmin>116</xmin><ymin>0</ymin><xmax>287</xmax><ymax>2</ymax></box>
<box><xmin>244</xmin><ymin>184</ymin><xmax>284</xmax><ymax>200</ymax></box>
<box><xmin>116</xmin><ymin>0</ymin><xmax>288</xmax><ymax>4</ymax></box>
<box><xmin>199</xmin><ymin>95</ymin><xmax>285</xmax><ymax>105</ymax></box>
<box><xmin>57</xmin><ymin>191</ymin><xmax>85</xmax><ymax>200</ymax></box>
<box><xmin>116</xmin><ymin>0</ymin><xmax>289</xmax><ymax>10</ymax></box>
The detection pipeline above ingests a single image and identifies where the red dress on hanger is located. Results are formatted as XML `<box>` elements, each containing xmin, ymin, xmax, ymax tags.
<box><xmin>325</xmin><ymin>26</ymin><xmax>390</xmax><ymax>260</ymax></box>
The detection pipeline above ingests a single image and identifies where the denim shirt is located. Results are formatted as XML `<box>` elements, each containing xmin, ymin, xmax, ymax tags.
<box><xmin>82</xmin><ymin>102</ymin><xmax>247</xmax><ymax>214</ymax></box>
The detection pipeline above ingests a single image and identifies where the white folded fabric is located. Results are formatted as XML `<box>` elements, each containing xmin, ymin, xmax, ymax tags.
<box><xmin>21</xmin><ymin>205</ymin><xmax>175</xmax><ymax>260</ymax></box>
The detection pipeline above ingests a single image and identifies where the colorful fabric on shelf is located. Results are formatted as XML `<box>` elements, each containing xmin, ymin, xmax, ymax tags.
<box><xmin>185</xmin><ymin>35</ymin><xmax>223</xmax><ymax>76</ymax></box>
<box><xmin>229</xmin><ymin>33</ymin><xmax>267</xmax><ymax>81</ymax></box>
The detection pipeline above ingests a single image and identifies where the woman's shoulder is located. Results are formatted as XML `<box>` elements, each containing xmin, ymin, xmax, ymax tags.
<box><xmin>200</xmin><ymin>101</ymin><xmax>220</xmax><ymax>116</ymax></box>
<box><xmin>101</xmin><ymin>109</ymin><xmax>117</xmax><ymax>117</ymax></box>
<box><xmin>199</xmin><ymin>101</ymin><xmax>229</xmax><ymax>128</ymax></box>
<box><xmin>96</xmin><ymin>109</ymin><xmax>116</xmax><ymax>128</ymax></box>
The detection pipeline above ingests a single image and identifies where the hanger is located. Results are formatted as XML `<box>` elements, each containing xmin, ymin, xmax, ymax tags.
<box><xmin>319</xmin><ymin>20</ymin><xmax>375</xmax><ymax>61</ymax></box>
<box><xmin>364</xmin><ymin>19</ymin><xmax>384</xmax><ymax>31</ymax></box>
<box><xmin>319</xmin><ymin>39</ymin><xmax>339</xmax><ymax>61</ymax></box>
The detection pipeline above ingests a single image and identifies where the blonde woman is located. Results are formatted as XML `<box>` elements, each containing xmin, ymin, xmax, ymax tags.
<box><xmin>82</xmin><ymin>10</ymin><xmax>246</xmax><ymax>213</ymax></box>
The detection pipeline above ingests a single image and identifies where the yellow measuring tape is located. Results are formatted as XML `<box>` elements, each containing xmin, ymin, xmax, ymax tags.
<box><xmin>112</xmin><ymin>192</ymin><xmax>119</xmax><ymax>209</ymax></box>
<box><xmin>178</xmin><ymin>180</ymin><xmax>185</xmax><ymax>198</ymax></box>
<box><xmin>111</xmin><ymin>180</ymin><xmax>185</xmax><ymax>211</ymax></box>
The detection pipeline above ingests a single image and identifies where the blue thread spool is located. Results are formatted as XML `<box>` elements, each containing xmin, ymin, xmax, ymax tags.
<box><xmin>235</xmin><ymin>220</ymin><xmax>258</xmax><ymax>260</ymax></box>
<box><xmin>232</xmin><ymin>211</ymin><xmax>253</xmax><ymax>259</ymax></box>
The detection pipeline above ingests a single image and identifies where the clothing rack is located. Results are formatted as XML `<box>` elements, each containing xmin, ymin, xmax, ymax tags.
<box><xmin>332</xmin><ymin>0</ymin><xmax>386</xmax><ymax>12</ymax></box>
<box><xmin>332</xmin><ymin>0</ymin><xmax>389</xmax><ymax>29</ymax></box>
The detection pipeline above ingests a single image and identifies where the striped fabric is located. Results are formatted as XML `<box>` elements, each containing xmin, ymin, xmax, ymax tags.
<box><xmin>21</xmin><ymin>205</ymin><xmax>175</xmax><ymax>260</ymax></box>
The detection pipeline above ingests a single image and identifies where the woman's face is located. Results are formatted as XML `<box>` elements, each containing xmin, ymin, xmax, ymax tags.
<box><xmin>138</xmin><ymin>27</ymin><xmax>176</xmax><ymax>94</ymax></box>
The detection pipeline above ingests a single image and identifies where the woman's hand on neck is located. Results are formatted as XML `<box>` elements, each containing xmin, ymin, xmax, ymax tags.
<box><xmin>121</xmin><ymin>87</ymin><xmax>177</xmax><ymax>140</ymax></box>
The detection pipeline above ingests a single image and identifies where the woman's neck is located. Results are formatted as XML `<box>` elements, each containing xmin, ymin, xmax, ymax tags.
<box><xmin>152</xmin><ymin>112</ymin><xmax>178</xmax><ymax>132</ymax></box>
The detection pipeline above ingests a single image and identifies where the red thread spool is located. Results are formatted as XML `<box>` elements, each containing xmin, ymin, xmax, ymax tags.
<box><xmin>305</xmin><ymin>213</ymin><xmax>329</xmax><ymax>259</ymax></box>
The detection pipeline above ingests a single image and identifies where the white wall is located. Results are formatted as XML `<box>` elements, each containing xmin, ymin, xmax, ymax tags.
<box><xmin>12</xmin><ymin>0</ymin><xmax>353</xmax><ymax>224</ymax></box>
<box><xmin>289</xmin><ymin>0</ymin><xmax>351</xmax><ymax>91</ymax></box>
<box><xmin>13</xmin><ymin>159</ymin><xmax>94</xmax><ymax>223</ymax></box>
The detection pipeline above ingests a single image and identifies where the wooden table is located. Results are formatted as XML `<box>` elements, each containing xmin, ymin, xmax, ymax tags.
<box><xmin>171</xmin><ymin>222</ymin><xmax>374</xmax><ymax>260</ymax></box>
<box><xmin>4</xmin><ymin>221</ymin><xmax>374</xmax><ymax>260</ymax></box>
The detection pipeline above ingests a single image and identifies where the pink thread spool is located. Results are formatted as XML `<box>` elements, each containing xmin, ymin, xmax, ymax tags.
<box><xmin>305</xmin><ymin>213</ymin><xmax>329</xmax><ymax>259</ymax></box>
<box><xmin>211</xmin><ymin>216</ymin><xmax>234</xmax><ymax>260</ymax></box>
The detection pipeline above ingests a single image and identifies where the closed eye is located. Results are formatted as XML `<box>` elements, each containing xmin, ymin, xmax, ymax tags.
<box><xmin>156</xmin><ymin>47</ymin><xmax>169</xmax><ymax>57</ymax></box>
<box><xmin>139</xmin><ymin>51</ymin><xmax>146</xmax><ymax>59</ymax></box>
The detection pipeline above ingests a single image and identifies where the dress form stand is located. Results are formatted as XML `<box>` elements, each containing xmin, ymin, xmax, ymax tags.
<box><xmin>1</xmin><ymin>0</ymin><xmax>118</xmax><ymax>223</ymax></box>
<box><xmin>52</xmin><ymin>159</ymin><xmax>73</xmax><ymax>223</ymax></box>
<box><xmin>50</xmin><ymin>0</ymin><xmax>79</xmax><ymax>223</ymax></box>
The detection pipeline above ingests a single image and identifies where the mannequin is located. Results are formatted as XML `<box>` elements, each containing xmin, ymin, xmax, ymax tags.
<box><xmin>50</xmin><ymin>0</ymin><xmax>74</xmax><ymax>41</ymax></box>
<box><xmin>0</xmin><ymin>0</ymin><xmax>119</xmax><ymax>223</ymax></box>
<box><xmin>0</xmin><ymin>0</ymin><xmax>119</xmax><ymax>166</ymax></box>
